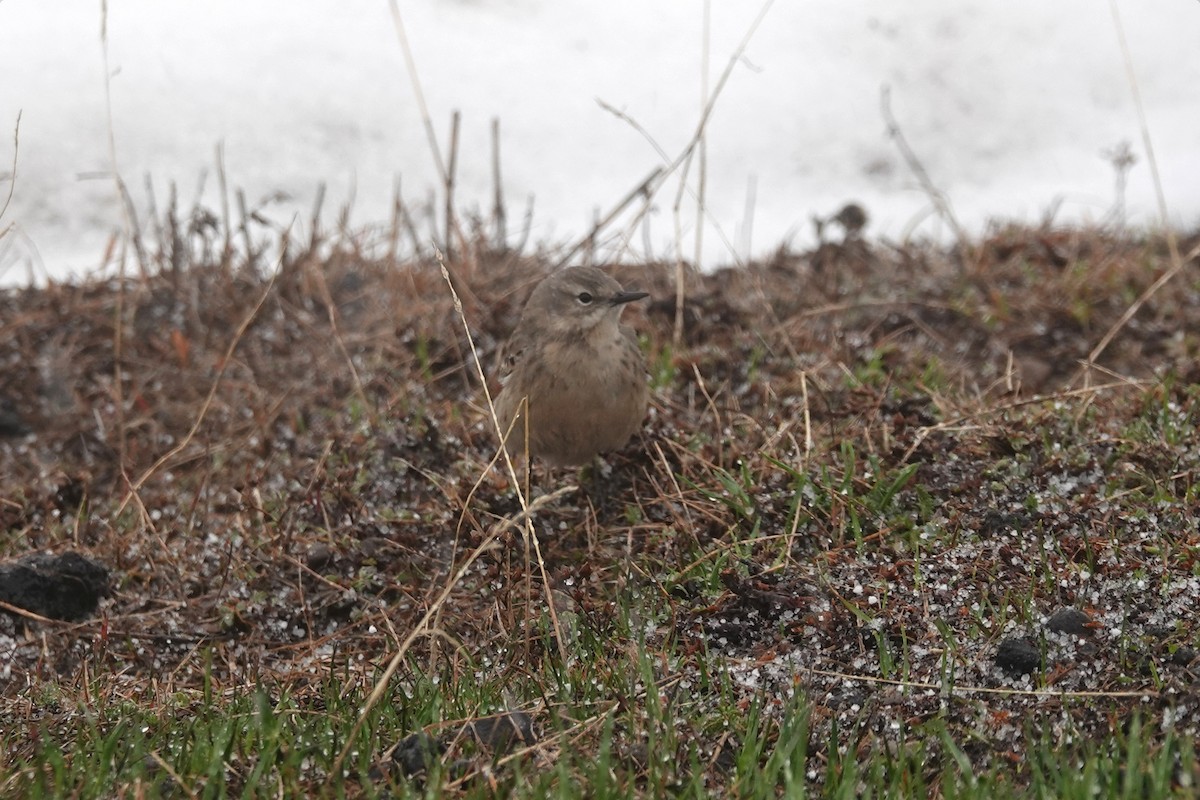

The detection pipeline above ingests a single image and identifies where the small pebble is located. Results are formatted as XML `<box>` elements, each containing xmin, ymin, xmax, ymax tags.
<box><xmin>995</xmin><ymin>637</ymin><xmax>1042</xmax><ymax>676</ymax></box>
<box><xmin>1046</xmin><ymin>607</ymin><xmax>1091</xmax><ymax>636</ymax></box>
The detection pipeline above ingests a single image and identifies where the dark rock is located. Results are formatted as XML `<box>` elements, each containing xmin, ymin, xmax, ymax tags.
<box><xmin>1046</xmin><ymin>607</ymin><xmax>1091</xmax><ymax>636</ymax></box>
<box><xmin>0</xmin><ymin>396</ymin><xmax>31</xmax><ymax>437</ymax></box>
<box><xmin>468</xmin><ymin>711</ymin><xmax>537</xmax><ymax>753</ymax></box>
<box><xmin>711</xmin><ymin>736</ymin><xmax>740</xmax><ymax>773</ymax></box>
<box><xmin>390</xmin><ymin>731</ymin><xmax>445</xmax><ymax>777</ymax></box>
<box><xmin>54</xmin><ymin>473</ymin><xmax>88</xmax><ymax>512</ymax></box>
<box><xmin>980</xmin><ymin>510</ymin><xmax>1032</xmax><ymax>536</ymax></box>
<box><xmin>1168</xmin><ymin>647</ymin><xmax>1197</xmax><ymax>667</ymax></box>
<box><xmin>376</xmin><ymin>711</ymin><xmax>537</xmax><ymax>784</ymax></box>
<box><xmin>305</xmin><ymin>543</ymin><xmax>334</xmax><ymax>570</ymax></box>
<box><xmin>0</xmin><ymin>551</ymin><xmax>111</xmax><ymax>621</ymax></box>
<box><xmin>995</xmin><ymin>637</ymin><xmax>1042</xmax><ymax>676</ymax></box>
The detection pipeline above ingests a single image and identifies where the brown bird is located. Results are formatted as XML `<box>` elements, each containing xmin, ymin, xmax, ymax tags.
<box><xmin>831</xmin><ymin>202</ymin><xmax>868</xmax><ymax>239</ymax></box>
<box><xmin>493</xmin><ymin>267</ymin><xmax>650</xmax><ymax>467</ymax></box>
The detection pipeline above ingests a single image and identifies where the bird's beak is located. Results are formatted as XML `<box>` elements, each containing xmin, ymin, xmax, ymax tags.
<box><xmin>611</xmin><ymin>290</ymin><xmax>650</xmax><ymax>306</ymax></box>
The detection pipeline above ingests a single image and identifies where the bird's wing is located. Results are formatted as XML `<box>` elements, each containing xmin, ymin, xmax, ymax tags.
<box><xmin>495</xmin><ymin>327</ymin><xmax>532</xmax><ymax>385</ymax></box>
<box><xmin>620</xmin><ymin>324</ymin><xmax>652</xmax><ymax>380</ymax></box>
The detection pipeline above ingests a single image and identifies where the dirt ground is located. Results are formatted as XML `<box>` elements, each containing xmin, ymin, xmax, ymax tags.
<box><xmin>3</xmin><ymin>221</ymin><xmax>1200</xmax><ymax>788</ymax></box>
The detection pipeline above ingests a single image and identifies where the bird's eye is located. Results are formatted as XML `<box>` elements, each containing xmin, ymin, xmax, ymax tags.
<box><xmin>577</xmin><ymin>292</ymin><xmax>593</xmax><ymax>305</ymax></box>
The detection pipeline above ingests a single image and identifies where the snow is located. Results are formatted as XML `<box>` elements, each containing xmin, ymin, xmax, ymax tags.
<box><xmin>0</xmin><ymin>0</ymin><xmax>1197</xmax><ymax>284</ymax></box>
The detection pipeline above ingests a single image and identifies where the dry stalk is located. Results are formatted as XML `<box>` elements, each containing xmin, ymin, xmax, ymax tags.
<box><xmin>387</xmin><ymin>176</ymin><xmax>402</xmax><ymax>259</ymax></box>
<box><xmin>1109</xmin><ymin>0</ymin><xmax>1180</xmax><ymax>268</ymax></box>
<box><xmin>142</xmin><ymin>174</ymin><xmax>166</xmax><ymax>274</ymax></box>
<box><xmin>445</xmin><ymin>110</ymin><xmax>461</xmax><ymax>260</ymax></box>
<box><xmin>0</xmin><ymin>598</ymin><xmax>57</xmax><ymax>625</ymax></box>
<box><xmin>595</xmin><ymin>1</ymin><xmax>774</xmax><ymax>344</ymax></box>
<box><xmin>99</xmin><ymin>0</ymin><xmax>132</xmax><ymax>482</ymax></box>
<box><xmin>1084</xmin><ymin>241</ymin><xmax>1200</xmax><ymax>378</ymax></box>
<box><xmin>553</xmin><ymin>166</ymin><xmax>664</xmax><ymax>270</ymax></box>
<box><xmin>491</xmin><ymin>117</ymin><xmax>508</xmax><ymax>250</ymax></box>
<box><xmin>144</xmin><ymin>753</ymin><xmax>198</xmax><ymax>800</ymax></box>
<box><xmin>800</xmin><ymin>370</ymin><xmax>812</xmax><ymax>459</ymax></box>
<box><xmin>737</xmin><ymin>175</ymin><xmax>757</xmax><ymax>261</ymax></box>
<box><xmin>804</xmin><ymin>666</ymin><xmax>1158</xmax><ymax>700</ymax></box>
<box><xmin>387</xmin><ymin>0</ymin><xmax>470</xmax><ymax>262</ymax></box>
<box><xmin>880</xmin><ymin>86</ymin><xmax>972</xmax><ymax>263</ymax></box>
<box><xmin>0</xmin><ymin>111</ymin><xmax>19</xmax><ymax>234</ymax></box>
<box><xmin>336</xmin><ymin>180</ymin><xmax>357</xmax><ymax>237</ymax></box>
<box><xmin>1080</xmin><ymin>1</ymin><xmax>1192</xmax><ymax>380</ymax></box>
<box><xmin>388</xmin><ymin>0</ymin><xmax>448</xmax><ymax>183</ymax></box>
<box><xmin>513</xmin><ymin>194</ymin><xmax>536</xmax><ymax>254</ymax></box>
<box><xmin>390</xmin><ymin>176</ymin><xmax>424</xmax><ymax>259</ymax></box>
<box><xmin>115</xmin><ymin>179</ymin><xmax>149</xmax><ymax>277</ymax></box>
<box><xmin>216</xmin><ymin>142</ymin><xmax>233</xmax><ymax>267</ymax></box>
<box><xmin>308</xmin><ymin>182</ymin><xmax>326</xmax><ymax>254</ymax></box>
<box><xmin>434</xmin><ymin>251</ymin><xmax>571</xmax><ymax>664</ymax></box>
<box><xmin>650</xmin><ymin>440</ymin><xmax>695</xmax><ymax>533</ymax></box>
<box><xmin>690</xmin><ymin>363</ymin><xmax>724</xmax><ymax>465</ymax></box>
<box><xmin>694</xmin><ymin>0</ymin><xmax>711</xmax><ymax>269</ymax></box>
<box><xmin>236</xmin><ymin>189</ymin><xmax>253</xmax><ymax>265</ymax></box>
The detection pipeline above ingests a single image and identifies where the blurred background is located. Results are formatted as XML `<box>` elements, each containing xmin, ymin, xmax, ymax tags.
<box><xmin>0</xmin><ymin>0</ymin><xmax>1196</xmax><ymax>284</ymax></box>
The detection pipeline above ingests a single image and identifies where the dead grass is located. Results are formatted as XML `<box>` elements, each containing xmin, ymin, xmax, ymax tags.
<box><xmin>2</xmin><ymin>213</ymin><xmax>1200</xmax><ymax>795</ymax></box>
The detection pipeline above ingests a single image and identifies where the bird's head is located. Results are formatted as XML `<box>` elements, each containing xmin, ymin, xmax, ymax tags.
<box><xmin>525</xmin><ymin>266</ymin><xmax>649</xmax><ymax>338</ymax></box>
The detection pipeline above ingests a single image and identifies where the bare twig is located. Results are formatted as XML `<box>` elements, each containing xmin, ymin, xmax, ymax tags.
<box><xmin>309</xmin><ymin>182</ymin><xmax>326</xmax><ymax>253</ymax></box>
<box><xmin>387</xmin><ymin>0</ymin><xmax>469</xmax><ymax>260</ymax></box>
<box><xmin>598</xmin><ymin>0</ymin><xmax>775</xmax><ymax>344</ymax></box>
<box><xmin>880</xmin><ymin>86</ymin><xmax>971</xmax><ymax>262</ymax></box>
<box><xmin>553</xmin><ymin>167</ymin><xmax>664</xmax><ymax>270</ymax></box>
<box><xmin>1083</xmin><ymin>240</ymin><xmax>1200</xmax><ymax>379</ymax></box>
<box><xmin>391</xmin><ymin>176</ymin><xmax>423</xmax><ymax>258</ymax></box>
<box><xmin>1082</xmin><ymin>0</ymin><xmax>1189</xmax><ymax>378</ymax></box>
<box><xmin>491</xmin><ymin>117</ymin><xmax>507</xmax><ymax>251</ymax></box>
<box><xmin>739</xmin><ymin>174</ymin><xmax>757</xmax><ymax>262</ymax></box>
<box><xmin>513</xmin><ymin>193</ymin><xmax>535</xmax><ymax>255</ymax></box>
<box><xmin>805</xmin><ymin>666</ymin><xmax>1158</xmax><ymax>700</ymax></box>
<box><xmin>445</xmin><ymin>110</ymin><xmax>461</xmax><ymax>261</ymax></box>
<box><xmin>1109</xmin><ymin>0</ymin><xmax>1179</xmax><ymax>266</ymax></box>
<box><xmin>236</xmin><ymin>189</ymin><xmax>253</xmax><ymax>265</ymax></box>
<box><xmin>388</xmin><ymin>0</ymin><xmax>447</xmax><ymax>183</ymax></box>
<box><xmin>216</xmin><ymin>141</ymin><xmax>232</xmax><ymax>268</ymax></box>
<box><xmin>694</xmin><ymin>0</ymin><xmax>711</xmax><ymax>269</ymax></box>
<box><xmin>0</xmin><ymin>111</ymin><xmax>19</xmax><ymax>232</ymax></box>
<box><xmin>100</xmin><ymin>0</ymin><xmax>132</xmax><ymax>479</ymax></box>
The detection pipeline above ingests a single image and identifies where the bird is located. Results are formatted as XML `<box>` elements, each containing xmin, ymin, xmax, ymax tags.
<box><xmin>492</xmin><ymin>267</ymin><xmax>650</xmax><ymax>467</ymax></box>
<box><xmin>812</xmin><ymin>202</ymin><xmax>869</xmax><ymax>245</ymax></box>
<box><xmin>830</xmin><ymin>202</ymin><xmax>868</xmax><ymax>239</ymax></box>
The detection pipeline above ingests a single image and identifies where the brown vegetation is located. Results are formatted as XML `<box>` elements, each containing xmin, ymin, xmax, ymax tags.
<box><xmin>2</xmin><ymin>220</ymin><xmax>1200</xmax><ymax>790</ymax></box>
